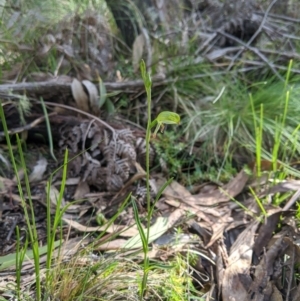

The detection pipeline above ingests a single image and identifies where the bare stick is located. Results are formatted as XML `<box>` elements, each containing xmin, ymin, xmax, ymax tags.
<box><xmin>226</xmin><ymin>0</ymin><xmax>279</xmax><ymax>71</ymax></box>
<box><xmin>217</xmin><ymin>30</ymin><xmax>284</xmax><ymax>81</ymax></box>
<box><xmin>0</xmin><ymin>112</ymin><xmax>57</xmax><ymax>137</ymax></box>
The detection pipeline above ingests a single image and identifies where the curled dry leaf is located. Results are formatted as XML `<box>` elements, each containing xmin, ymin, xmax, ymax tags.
<box><xmin>71</xmin><ymin>78</ymin><xmax>89</xmax><ymax>112</ymax></box>
<box><xmin>82</xmin><ymin>79</ymin><xmax>100</xmax><ymax>115</ymax></box>
<box><xmin>38</xmin><ymin>34</ymin><xmax>56</xmax><ymax>56</ymax></box>
<box><xmin>222</xmin><ymin>221</ymin><xmax>259</xmax><ymax>301</ymax></box>
<box><xmin>73</xmin><ymin>181</ymin><xmax>90</xmax><ymax>200</ymax></box>
<box><xmin>186</xmin><ymin>169</ymin><xmax>249</xmax><ymax>206</ymax></box>
<box><xmin>47</xmin><ymin>185</ymin><xmax>65</xmax><ymax>209</ymax></box>
<box><xmin>29</xmin><ymin>157</ymin><xmax>48</xmax><ymax>182</ymax></box>
<box><xmin>61</xmin><ymin>44</ymin><xmax>74</xmax><ymax>58</ymax></box>
<box><xmin>0</xmin><ymin>152</ymin><xmax>11</xmax><ymax>170</ymax></box>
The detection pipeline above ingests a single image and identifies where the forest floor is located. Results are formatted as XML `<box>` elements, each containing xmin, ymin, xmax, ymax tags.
<box><xmin>1</xmin><ymin>1</ymin><xmax>300</xmax><ymax>300</ymax></box>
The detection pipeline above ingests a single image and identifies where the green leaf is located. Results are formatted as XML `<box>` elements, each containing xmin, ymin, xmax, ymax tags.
<box><xmin>147</xmin><ymin>262</ymin><xmax>174</xmax><ymax>271</ymax></box>
<box><xmin>131</xmin><ymin>199</ymin><xmax>148</xmax><ymax>253</ymax></box>
<box><xmin>0</xmin><ymin>240</ymin><xmax>61</xmax><ymax>271</ymax></box>
<box><xmin>98</xmin><ymin>77</ymin><xmax>107</xmax><ymax>108</ymax></box>
<box><xmin>105</xmin><ymin>98</ymin><xmax>115</xmax><ymax>114</ymax></box>
<box><xmin>156</xmin><ymin>111</ymin><xmax>180</xmax><ymax>125</ymax></box>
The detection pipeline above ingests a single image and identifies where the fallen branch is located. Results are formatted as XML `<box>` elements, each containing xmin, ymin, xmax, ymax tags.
<box><xmin>0</xmin><ymin>74</ymin><xmax>166</xmax><ymax>100</ymax></box>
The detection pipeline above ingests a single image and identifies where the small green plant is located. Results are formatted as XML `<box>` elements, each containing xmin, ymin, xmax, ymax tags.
<box><xmin>133</xmin><ymin>60</ymin><xmax>180</xmax><ymax>299</ymax></box>
<box><xmin>247</xmin><ymin>61</ymin><xmax>300</xmax><ymax>210</ymax></box>
<box><xmin>152</xmin><ymin>129</ymin><xmax>238</xmax><ymax>187</ymax></box>
<box><xmin>152</xmin><ymin>131</ymin><xmax>186</xmax><ymax>176</ymax></box>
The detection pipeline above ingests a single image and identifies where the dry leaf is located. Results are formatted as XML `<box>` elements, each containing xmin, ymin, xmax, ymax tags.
<box><xmin>47</xmin><ymin>185</ymin><xmax>65</xmax><ymax>208</ymax></box>
<box><xmin>222</xmin><ymin>221</ymin><xmax>259</xmax><ymax>301</ymax></box>
<box><xmin>132</xmin><ymin>34</ymin><xmax>145</xmax><ymax>72</ymax></box>
<box><xmin>253</xmin><ymin>210</ymin><xmax>282</xmax><ymax>257</ymax></box>
<box><xmin>53</xmin><ymin>177</ymin><xmax>81</xmax><ymax>187</ymax></box>
<box><xmin>206</xmin><ymin>210</ymin><xmax>233</xmax><ymax>248</ymax></box>
<box><xmin>63</xmin><ymin>208</ymin><xmax>183</xmax><ymax>241</ymax></box>
<box><xmin>95</xmin><ymin>239</ymin><xmax>127</xmax><ymax>251</ymax></box>
<box><xmin>71</xmin><ymin>78</ymin><xmax>89</xmax><ymax>112</ymax></box>
<box><xmin>188</xmin><ymin>170</ymin><xmax>249</xmax><ymax>206</ymax></box>
<box><xmin>124</xmin><ymin>216</ymin><xmax>171</xmax><ymax>249</ymax></box>
<box><xmin>62</xmin><ymin>218</ymin><xmax>140</xmax><ymax>237</ymax></box>
<box><xmin>73</xmin><ymin>181</ymin><xmax>90</xmax><ymax>200</ymax></box>
<box><xmin>38</xmin><ymin>34</ymin><xmax>56</xmax><ymax>56</ymax></box>
<box><xmin>249</xmin><ymin>237</ymin><xmax>289</xmax><ymax>301</ymax></box>
<box><xmin>29</xmin><ymin>157</ymin><xmax>48</xmax><ymax>182</ymax></box>
<box><xmin>82</xmin><ymin>79</ymin><xmax>100</xmax><ymax>114</ymax></box>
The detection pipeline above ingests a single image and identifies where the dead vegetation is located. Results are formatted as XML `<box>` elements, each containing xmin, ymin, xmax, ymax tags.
<box><xmin>1</xmin><ymin>0</ymin><xmax>300</xmax><ymax>300</ymax></box>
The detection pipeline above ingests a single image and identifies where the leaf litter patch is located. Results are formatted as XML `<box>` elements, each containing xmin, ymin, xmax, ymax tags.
<box><xmin>1</xmin><ymin>143</ymin><xmax>300</xmax><ymax>299</ymax></box>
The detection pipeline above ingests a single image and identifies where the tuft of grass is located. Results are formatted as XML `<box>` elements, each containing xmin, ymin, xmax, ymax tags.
<box><xmin>179</xmin><ymin>65</ymin><xmax>300</xmax><ymax>176</ymax></box>
<box><xmin>0</xmin><ymin>103</ymin><xmax>73</xmax><ymax>301</ymax></box>
<box><xmin>45</xmin><ymin>250</ymin><xmax>202</xmax><ymax>301</ymax></box>
<box><xmin>0</xmin><ymin>104</ymin><xmax>43</xmax><ymax>300</ymax></box>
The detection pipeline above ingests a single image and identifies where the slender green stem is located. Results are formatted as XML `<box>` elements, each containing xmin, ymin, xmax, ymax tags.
<box><xmin>140</xmin><ymin>60</ymin><xmax>152</xmax><ymax>299</ymax></box>
<box><xmin>139</xmin><ymin>60</ymin><xmax>180</xmax><ymax>299</ymax></box>
<box><xmin>0</xmin><ymin>105</ymin><xmax>41</xmax><ymax>300</ymax></box>
<box><xmin>40</xmin><ymin>97</ymin><xmax>57</xmax><ymax>162</ymax></box>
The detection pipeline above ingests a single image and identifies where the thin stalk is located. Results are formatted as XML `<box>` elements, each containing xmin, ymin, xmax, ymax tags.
<box><xmin>40</xmin><ymin>97</ymin><xmax>57</xmax><ymax>162</ymax></box>
<box><xmin>0</xmin><ymin>105</ymin><xmax>41</xmax><ymax>300</ymax></box>
<box><xmin>46</xmin><ymin>149</ymin><xmax>68</xmax><ymax>284</ymax></box>
<box><xmin>141</xmin><ymin>60</ymin><xmax>152</xmax><ymax>298</ymax></box>
<box><xmin>16</xmin><ymin>135</ymin><xmax>41</xmax><ymax>299</ymax></box>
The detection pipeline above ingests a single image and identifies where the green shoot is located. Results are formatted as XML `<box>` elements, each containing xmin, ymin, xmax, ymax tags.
<box><xmin>138</xmin><ymin>59</ymin><xmax>180</xmax><ymax>299</ymax></box>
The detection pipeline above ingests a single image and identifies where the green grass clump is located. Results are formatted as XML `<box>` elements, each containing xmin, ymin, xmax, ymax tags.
<box><xmin>45</xmin><ymin>250</ymin><xmax>202</xmax><ymax>301</ymax></box>
<box><xmin>180</xmin><ymin>71</ymin><xmax>300</xmax><ymax>171</ymax></box>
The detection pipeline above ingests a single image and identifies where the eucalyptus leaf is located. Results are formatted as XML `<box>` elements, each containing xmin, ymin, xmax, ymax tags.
<box><xmin>123</xmin><ymin>217</ymin><xmax>169</xmax><ymax>249</ymax></box>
